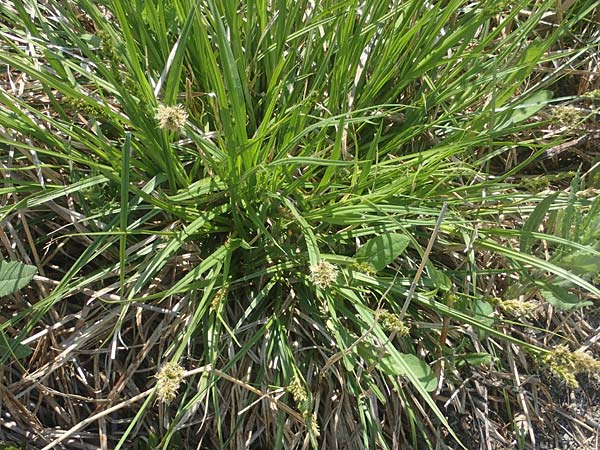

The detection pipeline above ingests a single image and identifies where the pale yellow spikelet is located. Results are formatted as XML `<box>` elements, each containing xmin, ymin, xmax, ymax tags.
<box><xmin>544</xmin><ymin>345</ymin><xmax>600</xmax><ymax>388</ymax></box>
<box><xmin>353</xmin><ymin>261</ymin><xmax>377</xmax><ymax>276</ymax></box>
<box><xmin>287</xmin><ymin>376</ymin><xmax>308</xmax><ymax>405</ymax></box>
<box><xmin>551</xmin><ymin>105</ymin><xmax>583</xmax><ymax>128</ymax></box>
<box><xmin>305</xmin><ymin>411</ymin><xmax>321</xmax><ymax>438</ymax></box>
<box><xmin>155</xmin><ymin>104</ymin><xmax>188</xmax><ymax>132</ymax></box>
<box><xmin>155</xmin><ymin>361</ymin><xmax>185</xmax><ymax>403</ymax></box>
<box><xmin>378</xmin><ymin>310</ymin><xmax>410</xmax><ymax>336</ymax></box>
<box><xmin>309</xmin><ymin>261</ymin><xmax>338</xmax><ymax>288</ymax></box>
<box><xmin>498</xmin><ymin>299</ymin><xmax>536</xmax><ymax>316</ymax></box>
<box><xmin>582</xmin><ymin>89</ymin><xmax>600</xmax><ymax>100</ymax></box>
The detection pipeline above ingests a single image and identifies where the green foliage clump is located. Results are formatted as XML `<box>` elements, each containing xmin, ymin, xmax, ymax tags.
<box><xmin>0</xmin><ymin>0</ymin><xmax>598</xmax><ymax>449</ymax></box>
<box><xmin>0</xmin><ymin>443</ymin><xmax>25</xmax><ymax>450</ymax></box>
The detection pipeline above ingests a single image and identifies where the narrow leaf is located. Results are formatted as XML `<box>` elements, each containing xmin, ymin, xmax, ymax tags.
<box><xmin>477</xmin><ymin>239</ymin><xmax>600</xmax><ymax>300</ymax></box>
<box><xmin>520</xmin><ymin>193</ymin><xmax>559</xmax><ymax>253</ymax></box>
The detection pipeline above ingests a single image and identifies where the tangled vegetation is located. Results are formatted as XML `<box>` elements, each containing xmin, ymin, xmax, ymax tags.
<box><xmin>0</xmin><ymin>1</ymin><xmax>599</xmax><ymax>449</ymax></box>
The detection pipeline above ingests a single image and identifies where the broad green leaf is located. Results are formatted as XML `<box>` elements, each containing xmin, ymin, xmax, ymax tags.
<box><xmin>356</xmin><ymin>341</ymin><xmax>437</xmax><ymax>392</ymax></box>
<box><xmin>473</xmin><ymin>298</ymin><xmax>494</xmax><ymax>340</ymax></box>
<box><xmin>429</xmin><ymin>267</ymin><xmax>452</xmax><ymax>291</ymax></box>
<box><xmin>0</xmin><ymin>260</ymin><xmax>37</xmax><ymax>297</ymax></box>
<box><xmin>500</xmin><ymin>90</ymin><xmax>553</xmax><ymax>129</ymax></box>
<box><xmin>537</xmin><ymin>280</ymin><xmax>593</xmax><ymax>310</ymax></box>
<box><xmin>557</xmin><ymin>252</ymin><xmax>600</xmax><ymax>276</ymax></box>
<box><xmin>355</xmin><ymin>233</ymin><xmax>409</xmax><ymax>272</ymax></box>
<box><xmin>0</xmin><ymin>332</ymin><xmax>32</xmax><ymax>360</ymax></box>
<box><xmin>473</xmin><ymin>298</ymin><xmax>495</xmax><ymax>327</ymax></box>
<box><xmin>455</xmin><ymin>352</ymin><xmax>493</xmax><ymax>367</ymax></box>
<box><xmin>380</xmin><ymin>353</ymin><xmax>438</xmax><ymax>392</ymax></box>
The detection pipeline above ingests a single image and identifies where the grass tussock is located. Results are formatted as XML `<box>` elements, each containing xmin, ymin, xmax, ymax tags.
<box><xmin>1</xmin><ymin>1</ymin><xmax>600</xmax><ymax>449</ymax></box>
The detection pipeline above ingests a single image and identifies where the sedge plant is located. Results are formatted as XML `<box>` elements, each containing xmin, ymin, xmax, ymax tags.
<box><xmin>0</xmin><ymin>1</ymin><xmax>599</xmax><ymax>449</ymax></box>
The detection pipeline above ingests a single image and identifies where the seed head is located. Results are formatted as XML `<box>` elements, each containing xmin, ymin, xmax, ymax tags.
<box><xmin>309</xmin><ymin>261</ymin><xmax>338</xmax><ymax>289</ymax></box>
<box><xmin>155</xmin><ymin>104</ymin><xmax>188</xmax><ymax>132</ymax></box>
<box><xmin>582</xmin><ymin>89</ymin><xmax>600</xmax><ymax>100</ymax></box>
<box><xmin>211</xmin><ymin>285</ymin><xmax>228</xmax><ymax>311</ymax></box>
<box><xmin>497</xmin><ymin>298</ymin><xmax>537</xmax><ymax>317</ymax></box>
<box><xmin>544</xmin><ymin>345</ymin><xmax>600</xmax><ymax>388</ymax></box>
<box><xmin>551</xmin><ymin>105</ymin><xmax>583</xmax><ymax>129</ymax></box>
<box><xmin>378</xmin><ymin>310</ymin><xmax>410</xmax><ymax>336</ymax></box>
<box><xmin>304</xmin><ymin>411</ymin><xmax>320</xmax><ymax>438</ymax></box>
<box><xmin>155</xmin><ymin>361</ymin><xmax>185</xmax><ymax>403</ymax></box>
<box><xmin>354</xmin><ymin>261</ymin><xmax>377</xmax><ymax>276</ymax></box>
<box><xmin>287</xmin><ymin>376</ymin><xmax>309</xmax><ymax>405</ymax></box>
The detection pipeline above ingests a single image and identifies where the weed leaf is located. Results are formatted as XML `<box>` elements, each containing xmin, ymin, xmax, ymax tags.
<box><xmin>500</xmin><ymin>90</ymin><xmax>553</xmax><ymax>129</ymax></box>
<box><xmin>429</xmin><ymin>268</ymin><xmax>452</xmax><ymax>291</ymax></box>
<box><xmin>557</xmin><ymin>252</ymin><xmax>600</xmax><ymax>276</ymax></box>
<box><xmin>0</xmin><ymin>260</ymin><xmax>37</xmax><ymax>297</ymax></box>
<box><xmin>355</xmin><ymin>233</ymin><xmax>409</xmax><ymax>272</ymax></box>
<box><xmin>455</xmin><ymin>352</ymin><xmax>493</xmax><ymax>367</ymax></box>
<box><xmin>537</xmin><ymin>280</ymin><xmax>593</xmax><ymax>310</ymax></box>
<box><xmin>356</xmin><ymin>340</ymin><xmax>437</xmax><ymax>392</ymax></box>
<box><xmin>473</xmin><ymin>298</ymin><xmax>495</xmax><ymax>327</ymax></box>
<box><xmin>0</xmin><ymin>332</ymin><xmax>32</xmax><ymax>360</ymax></box>
<box><xmin>380</xmin><ymin>353</ymin><xmax>438</xmax><ymax>392</ymax></box>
